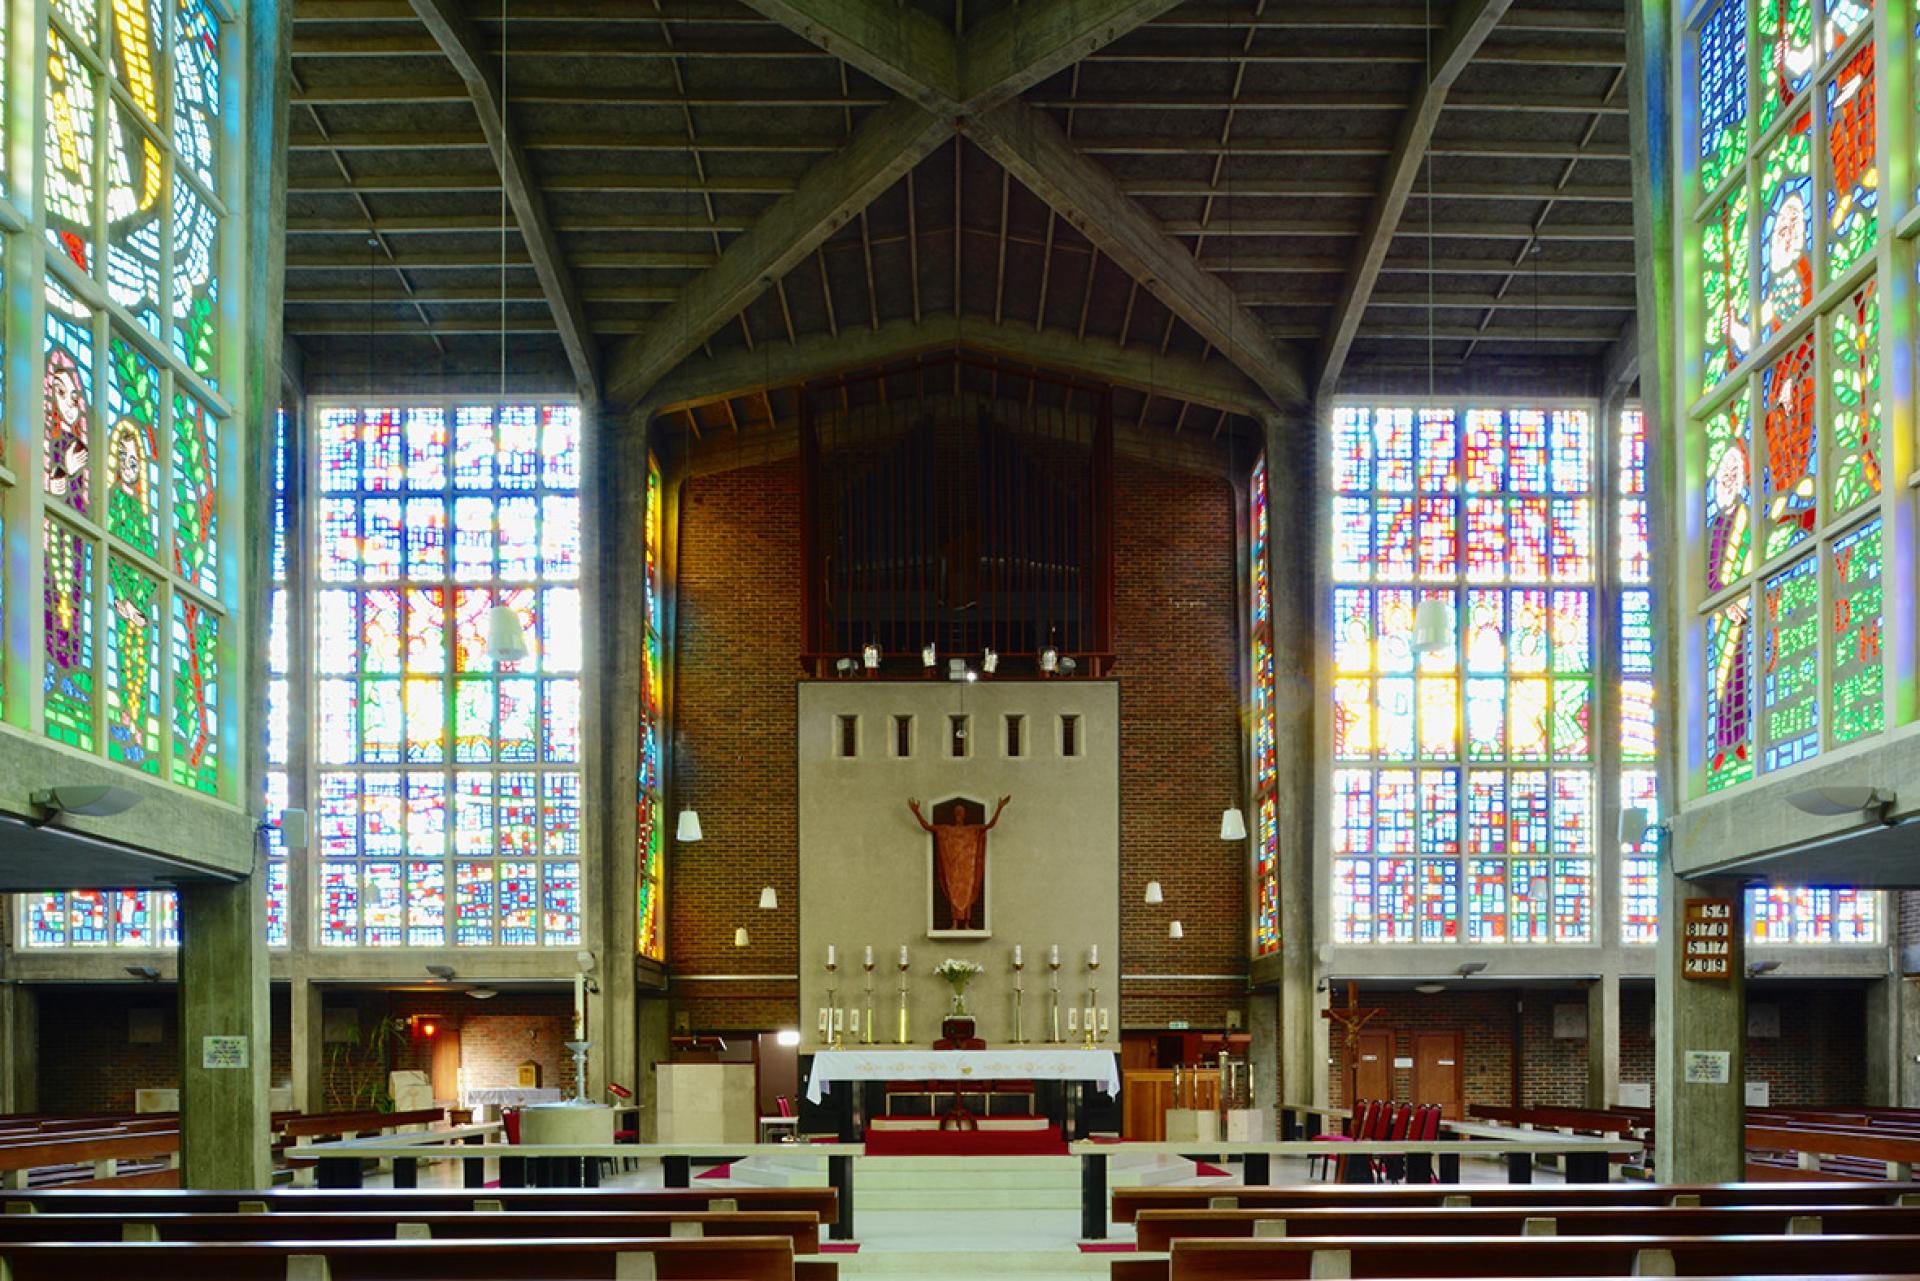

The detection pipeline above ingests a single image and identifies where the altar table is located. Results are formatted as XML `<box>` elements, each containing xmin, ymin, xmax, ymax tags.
<box><xmin>804</xmin><ymin>1047</ymin><xmax>1120</xmax><ymax>1104</ymax></box>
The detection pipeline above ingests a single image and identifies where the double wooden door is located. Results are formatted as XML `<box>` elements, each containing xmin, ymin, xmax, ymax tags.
<box><xmin>1349</xmin><ymin>1027</ymin><xmax>1464</xmax><ymax>1121</ymax></box>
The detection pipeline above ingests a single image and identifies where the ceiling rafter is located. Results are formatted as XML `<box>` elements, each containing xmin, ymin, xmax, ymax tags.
<box><xmin>604</xmin><ymin>0</ymin><xmax>1190</xmax><ymax>406</ymax></box>
<box><xmin>408</xmin><ymin>0</ymin><xmax>599</xmax><ymax>396</ymax></box>
<box><xmin>1315</xmin><ymin>0</ymin><xmax>1518</xmax><ymax>403</ymax></box>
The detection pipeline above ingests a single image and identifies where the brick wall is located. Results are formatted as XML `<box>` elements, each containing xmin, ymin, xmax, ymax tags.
<box><xmin>1327</xmin><ymin>988</ymin><xmax>1529</xmax><ymax>1109</ymax></box>
<box><xmin>323</xmin><ymin>989</ymin><xmax>576</xmax><ymax>1109</ymax></box>
<box><xmin>666</xmin><ymin>452</ymin><xmax>1247</xmax><ymax>1034</ymax></box>
<box><xmin>36</xmin><ymin>985</ymin><xmax>292</xmax><ymax>1113</ymax></box>
<box><xmin>1620</xmin><ymin>984</ymin><xmax>1867</xmax><ymax>1106</ymax></box>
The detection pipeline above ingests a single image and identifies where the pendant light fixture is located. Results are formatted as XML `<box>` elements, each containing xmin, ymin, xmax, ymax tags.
<box><xmin>676</xmin><ymin>808</ymin><xmax>703</xmax><ymax>843</ymax></box>
<box><xmin>1219</xmin><ymin>806</ymin><xmax>1248</xmax><ymax>841</ymax></box>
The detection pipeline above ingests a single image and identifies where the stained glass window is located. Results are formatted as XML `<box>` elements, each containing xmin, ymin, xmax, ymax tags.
<box><xmin>1829</xmin><ymin>518</ymin><xmax>1882</xmax><ymax>745</ymax></box>
<box><xmin>1759</xmin><ymin>556</ymin><xmax>1819</xmax><ymax>770</ymax></box>
<box><xmin>1330</xmin><ymin>404</ymin><xmax>1595</xmax><ymax>944</ymax></box>
<box><xmin>1697</xmin><ymin>0</ymin><xmax>1747</xmax><ymax>196</ymax></box>
<box><xmin>1759</xmin><ymin>111</ymin><xmax>1814</xmax><ymax>340</ymax></box>
<box><xmin>1759</xmin><ymin>334</ymin><xmax>1817</xmax><ymax>560</ymax></box>
<box><xmin>106</xmin><ymin>333</ymin><xmax>161</xmax><ymax>556</ymax></box>
<box><xmin>636</xmin><ymin>456</ymin><xmax>665</xmax><ymax>961</ymax></box>
<box><xmin>1824</xmin><ymin>42</ymin><xmax>1875</xmax><ymax>281</ymax></box>
<box><xmin>1700</xmin><ymin>189</ymin><xmax>1750</xmax><ymax>394</ymax></box>
<box><xmin>171</xmin><ymin>389</ymin><xmax>218</xmax><ymax>593</ymax></box>
<box><xmin>1706</xmin><ymin>596</ymin><xmax>1754</xmax><ymax>793</ymax></box>
<box><xmin>1249</xmin><ymin>457</ymin><xmax>1280</xmax><ymax>956</ymax></box>
<box><xmin>43</xmin><ymin>517</ymin><xmax>96</xmax><ymax>751</ymax></box>
<box><xmin>105</xmin><ymin>557</ymin><xmax>161</xmax><ymax>772</ymax></box>
<box><xmin>45</xmin><ymin>27</ymin><xmax>96</xmax><ymax>272</ymax></box>
<box><xmin>107</xmin><ymin>101</ymin><xmax>164</xmax><ymax>334</ymax></box>
<box><xmin>1704</xmin><ymin>398</ymin><xmax>1750</xmax><ymax>594</ymax></box>
<box><xmin>1825</xmin><ymin>0</ymin><xmax>1868</xmax><ymax>52</ymax></box>
<box><xmin>1617</xmin><ymin>408</ymin><xmax>1660</xmax><ymax>945</ymax></box>
<box><xmin>1756</xmin><ymin>0</ymin><xmax>1813</xmax><ymax>133</ymax></box>
<box><xmin>44</xmin><ymin>277</ymin><xmax>95</xmax><ymax>519</ymax></box>
<box><xmin>265</xmin><ymin>407</ymin><xmax>294</xmax><ymax>947</ymax></box>
<box><xmin>315</xmin><ymin>402</ymin><xmax>583</xmax><ymax>947</ymax></box>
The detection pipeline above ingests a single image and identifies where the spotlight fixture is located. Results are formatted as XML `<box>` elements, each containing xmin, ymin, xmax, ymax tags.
<box><xmin>1039</xmin><ymin>645</ymin><xmax>1059</xmax><ymax>674</ymax></box>
<box><xmin>1413</xmin><ymin>983</ymin><xmax>1446</xmax><ymax>995</ymax></box>
<box><xmin>1220</xmin><ymin>807</ymin><xmax>1248</xmax><ymax>841</ymax></box>
<box><xmin>30</xmin><ymin>784</ymin><xmax>143</xmax><ymax>820</ymax></box>
<box><xmin>947</xmin><ymin>659</ymin><xmax>968</xmax><ymax>682</ymax></box>
<box><xmin>835</xmin><ymin>657</ymin><xmax>856</xmax><ymax>677</ymax></box>
<box><xmin>124</xmin><ymin>964</ymin><xmax>160</xmax><ymax>981</ymax></box>
<box><xmin>1058</xmin><ymin>656</ymin><xmax>1078</xmax><ymax>676</ymax></box>
<box><xmin>776</xmin><ymin>1028</ymin><xmax>801</xmax><ymax>1048</ymax></box>
<box><xmin>425</xmin><ymin>964</ymin><xmax>455</xmax><ymax>981</ymax></box>
<box><xmin>862</xmin><ymin>642</ymin><xmax>881</xmax><ymax>672</ymax></box>
<box><xmin>983</xmin><ymin>648</ymin><xmax>998</xmax><ymax>675</ymax></box>
<box><xmin>759</xmin><ymin>886</ymin><xmax>778</xmax><ymax>910</ymax></box>
<box><xmin>484</xmin><ymin>604</ymin><xmax>532</xmax><ymax>664</ymax></box>
<box><xmin>1784</xmin><ymin>785</ymin><xmax>1896</xmax><ymax>821</ymax></box>
<box><xmin>1456</xmin><ymin>961</ymin><xmax>1488</xmax><ymax>977</ymax></box>
<box><xmin>575</xmin><ymin>950</ymin><xmax>597</xmax><ymax>973</ymax></box>
<box><xmin>677</xmin><ymin>808</ymin><xmax>703</xmax><ymax>842</ymax></box>
<box><xmin>465</xmin><ymin>987</ymin><xmax>498</xmax><ymax>1000</ymax></box>
<box><xmin>922</xmin><ymin>642</ymin><xmax>938</xmax><ymax>671</ymax></box>
<box><xmin>1748</xmin><ymin>959</ymin><xmax>1782</xmax><ymax>977</ymax></box>
<box><xmin>1144</xmin><ymin>881</ymin><xmax>1164</xmax><ymax>905</ymax></box>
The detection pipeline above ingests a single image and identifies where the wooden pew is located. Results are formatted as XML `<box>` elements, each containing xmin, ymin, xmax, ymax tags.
<box><xmin>1125</xmin><ymin>1234</ymin><xmax>1920</xmax><ymax>1280</ymax></box>
<box><xmin>0</xmin><ymin>1234</ymin><xmax>808</xmax><ymax>1279</ymax></box>
<box><xmin>1111</xmin><ymin>1180</ymin><xmax>1920</xmax><ymax>1223</ymax></box>
<box><xmin>1744</xmin><ymin>1123</ymin><xmax>1920</xmax><ymax>1181</ymax></box>
<box><xmin>276</xmin><ymin>1107</ymin><xmax>448</xmax><ymax>1141</ymax></box>
<box><xmin>2</xmin><ymin>1184</ymin><xmax>842</xmax><ymax>1226</ymax></box>
<box><xmin>1130</xmin><ymin>1202</ymin><xmax>1920</xmax><ymax>1249</ymax></box>
<box><xmin>0</xmin><ymin>1127</ymin><xmax>180</xmax><ymax>1190</ymax></box>
<box><xmin>0</xmin><ymin>1207</ymin><xmax>824</xmax><ymax>1251</ymax></box>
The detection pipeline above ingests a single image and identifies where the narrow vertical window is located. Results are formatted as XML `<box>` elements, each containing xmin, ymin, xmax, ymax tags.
<box><xmin>838</xmin><ymin>715</ymin><xmax>858</xmax><ymax>758</ymax></box>
<box><xmin>893</xmin><ymin>715</ymin><xmax>912</xmax><ymax>758</ymax></box>
<box><xmin>1004</xmin><ymin>714</ymin><xmax>1024</xmax><ymax>758</ymax></box>
<box><xmin>948</xmin><ymin>715</ymin><xmax>969</xmax><ymax>758</ymax></box>
<box><xmin>1060</xmin><ymin>714</ymin><xmax>1080</xmax><ymax>758</ymax></box>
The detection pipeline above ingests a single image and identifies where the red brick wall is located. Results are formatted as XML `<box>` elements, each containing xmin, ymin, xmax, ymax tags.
<box><xmin>36</xmin><ymin>985</ymin><xmax>292</xmax><ymax>1113</ymax></box>
<box><xmin>1619</xmin><ymin>985</ymin><xmax>1868</xmax><ymax>1106</ymax></box>
<box><xmin>324</xmin><ymin>989</ymin><xmax>576</xmax><ymax>1109</ymax></box>
<box><xmin>1327</xmin><ymin>989</ymin><xmax>1527</xmax><ymax>1110</ymax></box>
<box><xmin>666</xmin><ymin>453</ymin><xmax>1247</xmax><ymax>1034</ymax></box>
<box><xmin>668</xmin><ymin>460</ymin><xmax>803</xmax><ymax>1031</ymax></box>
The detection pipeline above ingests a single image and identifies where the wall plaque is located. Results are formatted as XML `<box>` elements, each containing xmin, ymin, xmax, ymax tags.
<box><xmin>201</xmin><ymin>1035</ymin><xmax>249</xmax><ymax>1069</ymax></box>
<box><xmin>1682</xmin><ymin>897</ymin><xmax>1735</xmax><ymax>980</ymax></box>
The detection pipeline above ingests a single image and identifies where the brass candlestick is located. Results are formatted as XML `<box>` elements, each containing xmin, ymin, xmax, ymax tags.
<box><xmin>1047</xmin><ymin>955</ymin><xmax>1062</xmax><ymax>1043</ymax></box>
<box><xmin>1012</xmin><ymin>953</ymin><xmax>1027</xmax><ymax>1044</ymax></box>
<box><xmin>1084</xmin><ymin>954</ymin><xmax>1101</xmax><ymax>1048</ymax></box>
<box><xmin>896</xmin><ymin>958</ymin><xmax>911</xmax><ymax>1044</ymax></box>
<box><xmin>863</xmin><ymin>959</ymin><xmax>876</xmax><ymax>1045</ymax></box>
<box><xmin>825</xmin><ymin>959</ymin><xmax>843</xmax><ymax>1050</ymax></box>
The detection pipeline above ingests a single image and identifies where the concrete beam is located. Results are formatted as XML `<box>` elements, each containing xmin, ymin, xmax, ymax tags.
<box><xmin>649</xmin><ymin>312</ymin><xmax>1271</xmax><ymax>417</ymax></box>
<box><xmin>731</xmin><ymin>0</ymin><xmax>957</xmax><ymax>112</ymax></box>
<box><xmin>971</xmin><ymin>101</ymin><xmax>1307</xmax><ymax>406</ymax></box>
<box><xmin>409</xmin><ymin>0</ymin><xmax>600</xmax><ymax>399</ymax></box>
<box><xmin>959</xmin><ymin>0</ymin><xmax>1191</xmax><ymax>112</ymax></box>
<box><xmin>1316</xmin><ymin>0</ymin><xmax>1518</xmax><ymax>401</ymax></box>
<box><xmin>1598</xmin><ymin>315</ymin><xmax>1639</xmax><ymax>397</ymax></box>
<box><xmin>603</xmin><ymin>101</ymin><xmax>952</xmax><ymax>406</ymax></box>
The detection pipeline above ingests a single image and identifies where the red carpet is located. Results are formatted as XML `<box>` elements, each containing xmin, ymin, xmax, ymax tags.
<box><xmin>820</xmin><ymin>1243</ymin><xmax>861</xmax><ymax>1253</ymax></box>
<box><xmin>863</xmin><ymin>1125</ymin><xmax>1069</xmax><ymax>1156</ymax></box>
<box><xmin>694</xmin><ymin>1162</ymin><xmax>734</xmax><ymax>1180</ymax></box>
<box><xmin>1079</xmin><ymin>1243</ymin><xmax>1138</xmax><ymax>1253</ymax></box>
<box><xmin>1192</xmin><ymin>1161</ymin><xmax>1231</xmax><ymax>1178</ymax></box>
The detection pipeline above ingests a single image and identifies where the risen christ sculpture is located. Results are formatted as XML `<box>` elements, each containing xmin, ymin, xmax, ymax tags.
<box><xmin>909</xmin><ymin>795</ymin><xmax>1010</xmax><ymax>931</ymax></box>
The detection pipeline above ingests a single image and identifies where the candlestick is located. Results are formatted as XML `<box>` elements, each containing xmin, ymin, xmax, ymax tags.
<box><xmin>863</xmin><ymin>957</ymin><xmax>876</xmax><ymax>1045</ymax></box>
<box><xmin>1012</xmin><ymin>948</ymin><xmax>1027</xmax><ymax>1045</ymax></box>
<box><xmin>896</xmin><ymin>957</ymin><xmax>911</xmax><ymax>1045</ymax></box>
<box><xmin>1047</xmin><ymin>953</ymin><xmax>1062</xmax><ymax>1043</ymax></box>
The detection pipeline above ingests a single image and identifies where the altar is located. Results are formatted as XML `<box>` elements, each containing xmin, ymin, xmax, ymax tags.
<box><xmin>805</xmin><ymin>1047</ymin><xmax>1120</xmax><ymax>1103</ymax></box>
<box><xmin>804</xmin><ymin>1047</ymin><xmax>1120</xmax><ymax>1144</ymax></box>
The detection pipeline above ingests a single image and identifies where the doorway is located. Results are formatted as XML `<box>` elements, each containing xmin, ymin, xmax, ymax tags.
<box><xmin>429</xmin><ymin>1025</ymin><xmax>462</xmax><ymax>1103</ymax></box>
<box><xmin>1410</xmin><ymin>1029</ymin><xmax>1464</xmax><ymax>1118</ymax></box>
<box><xmin>1352</xmin><ymin>1028</ymin><xmax>1393</xmax><ymax>1103</ymax></box>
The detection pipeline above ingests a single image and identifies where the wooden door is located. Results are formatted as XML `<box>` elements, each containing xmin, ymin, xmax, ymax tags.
<box><xmin>430</xmin><ymin>1026</ymin><xmax>462</xmax><ymax>1103</ymax></box>
<box><xmin>1411</xmin><ymin>1030</ymin><xmax>1464</xmax><ymax>1119</ymax></box>
<box><xmin>1352</xmin><ymin>1028</ymin><xmax>1393</xmax><ymax>1104</ymax></box>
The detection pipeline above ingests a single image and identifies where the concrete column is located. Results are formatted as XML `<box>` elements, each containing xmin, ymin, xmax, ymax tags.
<box><xmin>1586</xmin><ymin>973</ymin><xmax>1621</xmax><ymax>1108</ymax></box>
<box><xmin>1247</xmin><ymin>987</ymin><xmax>1279</xmax><ymax>1136</ymax></box>
<box><xmin>289</xmin><ymin>977</ymin><xmax>325</xmax><ymax>1113</ymax></box>
<box><xmin>0</xmin><ymin>983</ymin><xmax>37</xmax><ymax>1113</ymax></box>
<box><xmin>635</xmin><ymin>994</ymin><xmax>671</xmax><ymax>1141</ymax></box>
<box><xmin>1654</xmin><ymin>870</ymin><xmax>1746</xmax><ymax>1183</ymax></box>
<box><xmin>179</xmin><ymin>870</ymin><xmax>271</xmax><ymax>1188</ymax></box>
<box><xmin>1900</xmin><ymin>977</ymin><xmax>1920</xmax><ymax>1107</ymax></box>
<box><xmin>1868</xmin><ymin>974</ymin><xmax>1920</xmax><ymax>1107</ymax></box>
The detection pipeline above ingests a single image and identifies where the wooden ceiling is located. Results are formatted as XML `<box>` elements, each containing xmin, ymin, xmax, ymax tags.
<box><xmin>286</xmin><ymin>0</ymin><xmax>1636</xmax><ymax>431</ymax></box>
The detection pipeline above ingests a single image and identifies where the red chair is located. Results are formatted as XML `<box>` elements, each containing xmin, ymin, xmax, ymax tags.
<box><xmin>1375</xmin><ymin>1102</ymin><xmax>1414</xmax><ymax>1183</ymax></box>
<box><xmin>501</xmin><ymin>1107</ymin><xmax>522</xmax><ymax>1145</ymax></box>
<box><xmin>1314</xmin><ymin>1099</ymin><xmax>1372</xmax><ymax>1182</ymax></box>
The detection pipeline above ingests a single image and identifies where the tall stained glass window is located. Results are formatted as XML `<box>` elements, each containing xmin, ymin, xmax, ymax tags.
<box><xmin>1249</xmin><ymin>457</ymin><xmax>1279</xmax><ymax>956</ymax></box>
<box><xmin>1682</xmin><ymin>0</ymin><xmax>1883</xmax><ymax>946</ymax></box>
<box><xmin>637</xmin><ymin>458</ymin><xmax>665</xmax><ymax>961</ymax></box>
<box><xmin>315</xmin><ymin>401</ymin><xmax>583</xmax><ymax>948</ymax></box>
<box><xmin>1617</xmin><ymin>408</ymin><xmax>1659</xmax><ymax>944</ymax></box>
<box><xmin>1330</xmin><ymin>404</ymin><xmax>1596</xmax><ymax>945</ymax></box>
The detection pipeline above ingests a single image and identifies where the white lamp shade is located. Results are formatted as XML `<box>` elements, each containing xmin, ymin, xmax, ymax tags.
<box><xmin>485</xmin><ymin>604</ymin><xmax>532</xmax><ymax>664</ymax></box>
<box><xmin>733</xmin><ymin>927</ymin><xmax>749</xmax><ymax>948</ymax></box>
<box><xmin>1220</xmin><ymin>806</ymin><xmax>1248</xmax><ymax>841</ymax></box>
<box><xmin>758</xmin><ymin>886</ymin><xmax>778</xmax><ymax>910</ymax></box>
<box><xmin>1144</xmin><ymin>880</ymin><xmax>1164</xmax><ymax>905</ymax></box>
<box><xmin>1168</xmin><ymin>920</ymin><xmax>1184</xmax><ymax>940</ymax></box>
<box><xmin>676</xmin><ymin>808</ymin><xmax>704</xmax><ymax>842</ymax></box>
<box><xmin>1410</xmin><ymin>598</ymin><xmax>1452</xmax><ymax>655</ymax></box>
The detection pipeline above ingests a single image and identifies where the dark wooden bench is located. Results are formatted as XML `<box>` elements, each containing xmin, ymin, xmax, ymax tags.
<box><xmin>0</xmin><ymin>1127</ymin><xmax>181</xmax><ymax>1190</ymax></box>
<box><xmin>0</xmin><ymin>1234</ymin><xmax>814</xmax><ymax>1279</ymax></box>
<box><xmin>1131</xmin><ymin>1202</ymin><xmax>1920</xmax><ymax>1249</ymax></box>
<box><xmin>1110</xmin><ymin>1180</ymin><xmax>1920</xmax><ymax>1222</ymax></box>
<box><xmin>1120</xmin><ymin>1234</ymin><xmax>1920</xmax><ymax>1281</ymax></box>
<box><xmin>1</xmin><ymin>1185</ymin><xmax>841</xmax><ymax>1226</ymax></box>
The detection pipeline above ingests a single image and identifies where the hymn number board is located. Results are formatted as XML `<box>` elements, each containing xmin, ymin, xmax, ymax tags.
<box><xmin>1682</xmin><ymin>898</ymin><xmax>1736</xmax><ymax>980</ymax></box>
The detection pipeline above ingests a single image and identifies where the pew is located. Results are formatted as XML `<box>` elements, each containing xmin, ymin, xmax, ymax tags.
<box><xmin>0</xmin><ymin>1127</ymin><xmax>181</xmax><ymax>1189</ymax></box>
<box><xmin>1130</xmin><ymin>1202</ymin><xmax>1920</xmax><ymax>1249</ymax></box>
<box><xmin>1122</xmin><ymin>1233</ymin><xmax>1920</xmax><ymax>1281</ymax></box>
<box><xmin>1744</xmin><ymin>1123</ymin><xmax>1920</xmax><ymax>1181</ymax></box>
<box><xmin>2</xmin><ymin>1184</ymin><xmax>841</xmax><ymax>1226</ymax></box>
<box><xmin>0</xmin><ymin>1234</ymin><xmax>810</xmax><ymax>1279</ymax></box>
<box><xmin>1110</xmin><ymin>1180</ymin><xmax>1920</xmax><ymax>1223</ymax></box>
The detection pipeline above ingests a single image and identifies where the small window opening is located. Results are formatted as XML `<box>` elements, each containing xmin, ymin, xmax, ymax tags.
<box><xmin>838</xmin><ymin>715</ymin><xmax>858</xmax><ymax>758</ymax></box>
<box><xmin>949</xmin><ymin>715</ymin><xmax>970</xmax><ymax>757</ymax></box>
<box><xmin>1005</xmin><ymin>714</ymin><xmax>1025</xmax><ymax>758</ymax></box>
<box><xmin>1061</xmin><ymin>714</ymin><xmax>1080</xmax><ymax>758</ymax></box>
<box><xmin>894</xmin><ymin>715</ymin><xmax>913</xmax><ymax>757</ymax></box>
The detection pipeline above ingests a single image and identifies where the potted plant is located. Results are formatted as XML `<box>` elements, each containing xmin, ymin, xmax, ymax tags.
<box><xmin>932</xmin><ymin>958</ymin><xmax>985</xmax><ymax>1046</ymax></box>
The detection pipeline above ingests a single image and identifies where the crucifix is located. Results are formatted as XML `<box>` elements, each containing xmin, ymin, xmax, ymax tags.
<box><xmin>1321</xmin><ymin>980</ymin><xmax>1386</xmax><ymax>1110</ymax></box>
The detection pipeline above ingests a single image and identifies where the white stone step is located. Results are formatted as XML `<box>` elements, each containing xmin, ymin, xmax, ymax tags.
<box><xmin>855</xmin><ymin>1185</ymin><xmax>1081</xmax><ymax>1211</ymax></box>
<box><xmin>856</xmin><ymin>1165</ymin><xmax>1078</xmax><ymax>1190</ymax></box>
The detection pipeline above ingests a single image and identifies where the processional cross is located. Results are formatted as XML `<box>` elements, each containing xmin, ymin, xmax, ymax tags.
<box><xmin>1321</xmin><ymin>980</ymin><xmax>1386</xmax><ymax>1107</ymax></box>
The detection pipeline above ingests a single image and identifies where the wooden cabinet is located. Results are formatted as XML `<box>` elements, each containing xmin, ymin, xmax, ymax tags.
<box><xmin>1121</xmin><ymin>1069</ymin><xmax>1221</xmax><ymax>1141</ymax></box>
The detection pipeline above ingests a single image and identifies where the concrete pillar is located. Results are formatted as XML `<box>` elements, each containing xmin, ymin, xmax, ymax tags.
<box><xmin>1247</xmin><ymin>987</ymin><xmax>1279</xmax><ymax>1135</ymax></box>
<box><xmin>289</xmin><ymin>977</ymin><xmax>325</xmax><ymax>1113</ymax></box>
<box><xmin>1654</xmin><ymin>870</ymin><xmax>1746</xmax><ymax>1183</ymax></box>
<box><xmin>1868</xmin><ymin>974</ymin><xmax>1920</xmax><ymax>1107</ymax></box>
<box><xmin>636</xmin><ymin>995</ymin><xmax>671</xmax><ymax>1141</ymax></box>
<box><xmin>1901</xmin><ymin>978</ymin><xmax>1920</xmax><ymax>1108</ymax></box>
<box><xmin>179</xmin><ymin>872</ymin><xmax>271</xmax><ymax>1188</ymax></box>
<box><xmin>0</xmin><ymin>983</ymin><xmax>37</xmax><ymax>1113</ymax></box>
<box><xmin>1587</xmin><ymin>973</ymin><xmax>1621</xmax><ymax>1108</ymax></box>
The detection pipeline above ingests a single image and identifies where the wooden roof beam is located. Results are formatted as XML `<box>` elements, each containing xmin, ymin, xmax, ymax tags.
<box><xmin>970</xmin><ymin>100</ymin><xmax>1306</xmax><ymax>406</ymax></box>
<box><xmin>408</xmin><ymin>0</ymin><xmax>599</xmax><ymax>398</ymax></box>
<box><xmin>1316</xmin><ymin>0</ymin><xmax>1518</xmax><ymax>403</ymax></box>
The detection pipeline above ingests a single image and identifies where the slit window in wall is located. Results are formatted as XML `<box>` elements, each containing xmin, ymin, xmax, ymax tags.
<box><xmin>1061</xmin><ymin>714</ymin><xmax>1081</xmax><ymax>758</ymax></box>
<box><xmin>838</xmin><ymin>715</ymin><xmax>859</xmax><ymax>759</ymax></box>
<box><xmin>1005</xmin><ymin>715</ymin><xmax>1025</xmax><ymax>758</ymax></box>
<box><xmin>893</xmin><ymin>715</ymin><xmax>913</xmax><ymax>758</ymax></box>
<box><xmin>949</xmin><ymin>715</ymin><xmax>970</xmax><ymax>758</ymax></box>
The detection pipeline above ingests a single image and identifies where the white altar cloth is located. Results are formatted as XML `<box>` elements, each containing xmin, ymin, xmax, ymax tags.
<box><xmin>804</xmin><ymin>1048</ymin><xmax>1120</xmax><ymax>1104</ymax></box>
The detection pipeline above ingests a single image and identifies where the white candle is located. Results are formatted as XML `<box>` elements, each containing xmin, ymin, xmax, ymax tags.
<box><xmin>1050</xmin><ymin>943</ymin><xmax>1060</xmax><ymax>966</ymax></box>
<box><xmin>826</xmin><ymin>944</ymin><xmax>836</xmax><ymax>968</ymax></box>
<box><xmin>1089</xmin><ymin>944</ymin><xmax>1099</xmax><ymax>967</ymax></box>
<box><xmin>1014</xmin><ymin>945</ymin><xmax>1023</xmax><ymax>967</ymax></box>
<box><xmin>899</xmin><ymin>944</ymin><xmax>909</xmax><ymax>966</ymax></box>
<box><xmin>865</xmin><ymin>945</ymin><xmax>874</xmax><ymax>967</ymax></box>
<box><xmin>574</xmin><ymin>972</ymin><xmax>586</xmax><ymax>1039</ymax></box>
